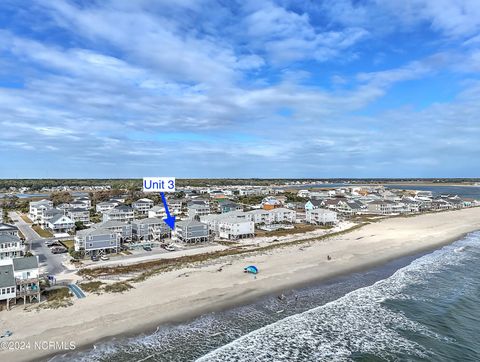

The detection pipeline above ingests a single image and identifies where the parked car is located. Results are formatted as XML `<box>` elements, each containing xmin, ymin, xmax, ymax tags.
<box><xmin>164</xmin><ymin>244</ymin><xmax>175</xmax><ymax>251</ymax></box>
<box><xmin>143</xmin><ymin>246</ymin><xmax>152</xmax><ymax>252</ymax></box>
<box><xmin>91</xmin><ymin>255</ymin><xmax>99</xmax><ymax>262</ymax></box>
<box><xmin>100</xmin><ymin>255</ymin><xmax>109</xmax><ymax>261</ymax></box>
<box><xmin>51</xmin><ymin>246</ymin><xmax>67</xmax><ymax>254</ymax></box>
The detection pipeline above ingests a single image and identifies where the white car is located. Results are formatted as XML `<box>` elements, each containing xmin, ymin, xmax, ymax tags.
<box><xmin>100</xmin><ymin>255</ymin><xmax>109</xmax><ymax>261</ymax></box>
<box><xmin>164</xmin><ymin>244</ymin><xmax>175</xmax><ymax>251</ymax></box>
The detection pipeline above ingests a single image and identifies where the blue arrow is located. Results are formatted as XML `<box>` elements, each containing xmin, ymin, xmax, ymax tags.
<box><xmin>160</xmin><ymin>192</ymin><xmax>176</xmax><ymax>230</ymax></box>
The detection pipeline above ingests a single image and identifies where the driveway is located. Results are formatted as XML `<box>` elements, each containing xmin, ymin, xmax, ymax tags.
<box><xmin>9</xmin><ymin>211</ymin><xmax>67</xmax><ymax>275</ymax></box>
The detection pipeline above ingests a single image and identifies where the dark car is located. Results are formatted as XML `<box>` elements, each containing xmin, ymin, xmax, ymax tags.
<box><xmin>51</xmin><ymin>246</ymin><xmax>67</xmax><ymax>254</ymax></box>
<box><xmin>143</xmin><ymin>246</ymin><xmax>152</xmax><ymax>252</ymax></box>
<box><xmin>91</xmin><ymin>255</ymin><xmax>99</xmax><ymax>262</ymax></box>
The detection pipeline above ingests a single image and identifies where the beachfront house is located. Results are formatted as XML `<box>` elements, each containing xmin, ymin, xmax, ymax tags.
<box><xmin>13</xmin><ymin>256</ymin><xmax>41</xmax><ymax>306</ymax></box>
<box><xmin>102</xmin><ymin>205</ymin><xmax>134</xmax><ymax>222</ymax></box>
<box><xmin>92</xmin><ymin>220</ymin><xmax>132</xmax><ymax>241</ymax></box>
<box><xmin>173</xmin><ymin>220</ymin><xmax>210</xmax><ymax>243</ymax></box>
<box><xmin>270</xmin><ymin>208</ymin><xmax>297</xmax><ymax>223</ymax></box>
<box><xmin>0</xmin><ymin>234</ymin><xmax>25</xmax><ymax>260</ymax></box>
<box><xmin>366</xmin><ymin>200</ymin><xmax>399</xmax><ymax>215</ymax></box>
<box><xmin>132</xmin><ymin>198</ymin><xmax>154</xmax><ymax>214</ymax></box>
<box><xmin>218</xmin><ymin>218</ymin><xmax>254</xmax><ymax>240</ymax></box>
<box><xmin>74</xmin><ymin>227</ymin><xmax>120</xmax><ymax>256</ymax></box>
<box><xmin>0</xmin><ymin>256</ymin><xmax>41</xmax><ymax>310</ymax></box>
<box><xmin>305</xmin><ymin>209</ymin><xmax>338</xmax><ymax>225</ymax></box>
<box><xmin>0</xmin><ymin>264</ymin><xmax>16</xmax><ymax>310</ymax></box>
<box><xmin>131</xmin><ymin>218</ymin><xmax>170</xmax><ymax>244</ymax></box>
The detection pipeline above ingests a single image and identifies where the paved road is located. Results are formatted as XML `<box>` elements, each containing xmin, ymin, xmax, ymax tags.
<box><xmin>9</xmin><ymin>211</ymin><xmax>67</xmax><ymax>275</ymax></box>
<box><xmin>84</xmin><ymin>244</ymin><xmax>227</xmax><ymax>268</ymax></box>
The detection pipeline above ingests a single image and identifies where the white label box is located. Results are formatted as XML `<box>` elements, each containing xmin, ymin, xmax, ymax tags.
<box><xmin>143</xmin><ymin>177</ymin><xmax>176</xmax><ymax>192</ymax></box>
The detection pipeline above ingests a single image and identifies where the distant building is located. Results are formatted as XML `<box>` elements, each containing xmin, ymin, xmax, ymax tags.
<box><xmin>148</xmin><ymin>205</ymin><xmax>166</xmax><ymax>219</ymax></box>
<box><xmin>67</xmin><ymin>208</ymin><xmax>90</xmax><ymax>224</ymax></box>
<box><xmin>29</xmin><ymin>199</ymin><xmax>53</xmax><ymax>223</ymax></box>
<box><xmin>132</xmin><ymin>198</ymin><xmax>154</xmax><ymax>214</ymax></box>
<box><xmin>96</xmin><ymin>200</ymin><xmax>119</xmax><ymax>213</ymax></box>
<box><xmin>218</xmin><ymin>201</ymin><xmax>243</xmax><ymax>213</ymax></box>
<box><xmin>46</xmin><ymin>214</ymin><xmax>75</xmax><ymax>233</ymax></box>
<box><xmin>102</xmin><ymin>205</ymin><xmax>134</xmax><ymax>222</ymax></box>
<box><xmin>305</xmin><ymin>209</ymin><xmax>337</xmax><ymax>225</ymax></box>
<box><xmin>188</xmin><ymin>204</ymin><xmax>210</xmax><ymax>219</ymax></box>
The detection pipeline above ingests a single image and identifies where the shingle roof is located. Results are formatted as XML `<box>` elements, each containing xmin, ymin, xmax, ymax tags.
<box><xmin>0</xmin><ymin>264</ymin><xmax>15</xmax><ymax>288</ymax></box>
<box><xmin>0</xmin><ymin>234</ymin><xmax>21</xmax><ymax>244</ymax></box>
<box><xmin>12</xmin><ymin>256</ymin><xmax>39</xmax><ymax>271</ymax></box>
<box><xmin>0</xmin><ymin>223</ymin><xmax>18</xmax><ymax>232</ymax></box>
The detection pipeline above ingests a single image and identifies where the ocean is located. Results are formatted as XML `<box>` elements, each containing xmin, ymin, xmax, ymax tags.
<box><xmin>52</xmin><ymin>231</ymin><xmax>480</xmax><ymax>362</ymax></box>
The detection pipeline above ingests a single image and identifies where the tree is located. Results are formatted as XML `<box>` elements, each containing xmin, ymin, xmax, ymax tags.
<box><xmin>51</xmin><ymin>191</ymin><xmax>73</xmax><ymax>206</ymax></box>
<box><xmin>75</xmin><ymin>221</ymin><xmax>87</xmax><ymax>231</ymax></box>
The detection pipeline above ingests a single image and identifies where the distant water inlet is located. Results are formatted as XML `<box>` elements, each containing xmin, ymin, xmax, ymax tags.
<box><xmin>52</xmin><ymin>232</ymin><xmax>480</xmax><ymax>362</ymax></box>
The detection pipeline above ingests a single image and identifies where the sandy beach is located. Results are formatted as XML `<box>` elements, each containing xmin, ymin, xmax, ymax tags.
<box><xmin>2</xmin><ymin>207</ymin><xmax>480</xmax><ymax>362</ymax></box>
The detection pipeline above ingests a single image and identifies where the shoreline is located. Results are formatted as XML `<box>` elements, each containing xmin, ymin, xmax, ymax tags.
<box><xmin>2</xmin><ymin>208</ymin><xmax>480</xmax><ymax>362</ymax></box>
<box><xmin>55</xmin><ymin>246</ymin><xmax>443</xmax><ymax>361</ymax></box>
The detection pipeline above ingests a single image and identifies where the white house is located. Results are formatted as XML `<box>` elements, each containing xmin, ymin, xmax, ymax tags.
<box><xmin>218</xmin><ymin>218</ymin><xmax>254</xmax><ymax>240</ymax></box>
<box><xmin>132</xmin><ymin>198</ymin><xmax>154</xmax><ymax>214</ymax></box>
<box><xmin>148</xmin><ymin>205</ymin><xmax>166</xmax><ymax>219</ymax></box>
<box><xmin>270</xmin><ymin>208</ymin><xmax>296</xmax><ymax>223</ymax></box>
<box><xmin>102</xmin><ymin>205</ymin><xmax>134</xmax><ymax>222</ymax></box>
<box><xmin>29</xmin><ymin>199</ymin><xmax>53</xmax><ymax>223</ymax></box>
<box><xmin>305</xmin><ymin>208</ymin><xmax>338</xmax><ymax>225</ymax></box>
<box><xmin>67</xmin><ymin>208</ymin><xmax>90</xmax><ymax>224</ymax></box>
<box><xmin>96</xmin><ymin>200</ymin><xmax>119</xmax><ymax>213</ymax></box>
<box><xmin>0</xmin><ymin>234</ymin><xmax>25</xmax><ymax>260</ymax></box>
<box><xmin>46</xmin><ymin>214</ymin><xmax>75</xmax><ymax>232</ymax></box>
<box><xmin>188</xmin><ymin>204</ymin><xmax>210</xmax><ymax>219</ymax></box>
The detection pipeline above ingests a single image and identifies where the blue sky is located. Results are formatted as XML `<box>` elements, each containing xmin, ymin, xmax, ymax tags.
<box><xmin>1</xmin><ymin>0</ymin><xmax>480</xmax><ymax>178</ymax></box>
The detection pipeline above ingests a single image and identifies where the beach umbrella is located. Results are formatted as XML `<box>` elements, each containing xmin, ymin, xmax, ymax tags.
<box><xmin>244</xmin><ymin>265</ymin><xmax>259</xmax><ymax>274</ymax></box>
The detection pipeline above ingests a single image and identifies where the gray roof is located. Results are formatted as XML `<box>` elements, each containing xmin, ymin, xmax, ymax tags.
<box><xmin>0</xmin><ymin>265</ymin><xmax>15</xmax><ymax>288</ymax></box>
<box><xmin>107</xmin><ymin>204</ymin><xmax>133</xmax><ymax>213</ymax></box>
<box><xmin>96</xmin><ymin>220</ymin><xmax>129</xmax><ymax>228</ymax></box>
<box><xmin>176</xmin><ymin>220</ymin><xmax>207</xmax><ymax>228</ymax></box>
<box><xmin>0</xmin><ymin>223</ymin><xmax>18</xmax><ymax>232</ymax></box>
<box><xmin>77</xmin><ymin>227</ymin><xmax>114</xmax><ymax>237</ymax></box>
<box><xmin>133</xmin><ymin>217</ymin><xmax>163</xmax><ymax>225</ymax></box>
<box><xmin>0</xmin><ymin>234</ymin><xmax>21</xmax><ymax>244</ymax></box>
<box><xmin>12</xmin><ymin>256</ymin><xmax>39</xmax><ymax>271</ymax></box>
<box><xmin>49</xmin><ymin>214</ymin><xmax>74</xmax><ymax>224</ymax></box>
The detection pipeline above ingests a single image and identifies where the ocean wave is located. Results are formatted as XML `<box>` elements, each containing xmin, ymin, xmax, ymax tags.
<box><xmin>197</xmin><ymin>232</ymin><xmax>480</xmax><ymax>361</ymax></box>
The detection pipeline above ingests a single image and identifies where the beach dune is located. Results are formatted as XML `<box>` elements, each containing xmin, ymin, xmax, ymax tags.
<box><xmin>2</xmin><ymin>207</ymin><xmax>480</xmax><ymax>362</ymax></box>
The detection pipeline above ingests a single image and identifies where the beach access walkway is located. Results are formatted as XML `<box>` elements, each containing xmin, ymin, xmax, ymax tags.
<box><xmin>68</xmin><ymin>284</ymin><xmax>86</xmax><ymax>299</ymax></box>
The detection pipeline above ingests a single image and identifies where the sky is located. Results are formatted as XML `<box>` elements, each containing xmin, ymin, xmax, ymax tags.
<box><xmin>0</xmin><ymin>0</ymin><xmax>480</xmax><ymax>179</ymax></box>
